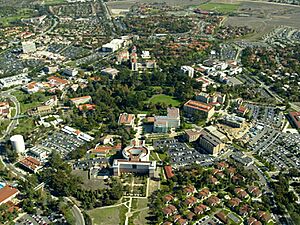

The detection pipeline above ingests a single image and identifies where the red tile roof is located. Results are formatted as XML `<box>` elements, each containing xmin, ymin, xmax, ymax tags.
<box><xmin>0</xmin><ymin>186</ymin><xmax>19</xmax><ymax>204</ymax></box>
<box><xmin>164</xmin><ymin>165</ymin><xmax>175</xmax><ymax>179</ymax></box>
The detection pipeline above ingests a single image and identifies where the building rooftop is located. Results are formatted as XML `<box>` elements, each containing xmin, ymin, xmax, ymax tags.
<box><xmin>164</xmin><ymin>165</ymin><xmax>175</xmax><ymax>179</ymax></box>
<box><xmin>289</xmin><ymin>111</ymin><xmax>300</xmax><ymax>128</ymax></box>
<box><xmin>118</xmin><ymin>113</ymin><xmax>135</xmax><ymax>125</ymax></box>
<box><xmin>0</xmin><ymin>186</ymin><xmax>19</xmax><ymax>204</ymax></box>
<box><xmin>184</xmin><ymin>100</ymin><xmax>213</xmax><ymax>112</ymax></box>
<box><xmin>19</xmin><ymin>156</ymin><xmax>42</xmax><ymax>172</ymax></box>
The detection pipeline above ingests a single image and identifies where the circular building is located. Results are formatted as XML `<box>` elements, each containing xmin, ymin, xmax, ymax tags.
<box><xmin>10</xmin><ymin>135</ymin><xmax>25</xmax><ymax>154</ymax></box>
<box><xmin>122</xmin><ymin>145</ymin><xmax>149</xmax><ymax>161</ymax></box>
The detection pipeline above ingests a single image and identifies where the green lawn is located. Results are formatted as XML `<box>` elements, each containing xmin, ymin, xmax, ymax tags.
<box><xmin>130</xmin><ymin>199</ymin><xmax>149</xmax><ymax>225</ymax></box>
<box><xmin>198</xmin><ymin>3</ymin><xmax>240</xmax><ymax>14</ymax></box>
<box><xmin>0</xmin><ymin>8</ymin><xmax>36</xmax><ymax>26</ymax></box>
<box><xmin>148</xmin><ymin>94</ymin><xmax>181</xmax><ymax>107</ymax></box>
<box><xmin>87</xmin><ymin>205</ymin><xmax>127</xmax><ymax>225</ymax></box>
<box><xmin>12</xmin><ymin>90</ymin><xmax>48</xmax><ymax>114</ymax></box>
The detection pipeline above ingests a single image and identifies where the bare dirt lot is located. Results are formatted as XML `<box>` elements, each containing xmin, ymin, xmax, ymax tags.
<box><xmin>225</xmin><ymin>1</ymin><xmax>300</xmax><ymax>39</ymax></box>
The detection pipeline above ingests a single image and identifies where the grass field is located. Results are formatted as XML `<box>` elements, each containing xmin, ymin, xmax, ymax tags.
<box><xmin>130</xmin><ymin>199</ymin><xmax>149</xmax><ymax>225</ymax></box>
<box><xmin>148</xmin><ymin>94</ymin><xmax>181</xmax><ymax>107</ymax></box>
<box><xmin>88</xmin><ymin>205</ymin><xmax>127</xmax><ymax>225</ymax></box>
<box><xmin>0</xmin><ymin>8</ymin><xmax>36</xmax><ymax>26</ymax></box>
<box><xmin>43</xmin><ymin>0</ymin><xmax>67</xmax><ymax>5</ymax></box>
<box><xmin>12</xmin><ymin>90</ymin><xmax>48</xmax><ymax>114</ymax></box>
<box><xmin>198</xmin><ymin>3</ymin><xmax>240</xmax><ymax>14</ymax></box>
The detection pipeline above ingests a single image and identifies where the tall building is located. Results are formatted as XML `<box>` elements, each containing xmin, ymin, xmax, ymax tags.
<box><xmin>10</xmin><ymin>135</ymin><xmax>25</xmax><ymax>154</ymax></box>
<box><xmin>22</xmin><ymin>41</ymin><xmax>36</xmax><ymax>54</ymax></box>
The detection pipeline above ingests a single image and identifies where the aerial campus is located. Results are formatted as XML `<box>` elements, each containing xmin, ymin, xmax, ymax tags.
<box><xmin>0</xmin><ymin>0</ymin><xmax>299</xmax><ymax>225</ymax></box>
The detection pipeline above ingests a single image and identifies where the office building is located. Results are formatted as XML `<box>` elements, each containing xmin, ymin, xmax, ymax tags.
<box><xmin>195</xmin><ymin>92</ymin><xmax>226</xmax><ymax>105</ymax></box>
<box><xmin>221</xmin><ymin>115</ymin><xmax>246</xmax><ymax>128</ymax></box>
<box><xmin>113</xmin><ymin>143</ymin><xmax>156</xmax><ymax>177</ymax></box>
<box><xmin>102</xmin><ymin>39</ymin><xmax>124</xmax><ymax>52</ymax></box>
<box><xmin>198</xmin><ymin>131</ymin><xmax>225</xmax><ymax>155</ymax></box>
<box><xmin>184</xmin><ymin>100</ymin><xmax>215</xmax><ymax>119</ymax></box>
<box><xmin>154</xmin><ymin>107</ymin><xmax>180</xmax><ymax>133</ymax></box>
<box><xmin>181</xmin><ymin>66</ymin><xmax>194</xmax><ymax>78</ymax></box>
<box><xmin>22</xmin><ymin>41</ymin><xmax>36</xmax><ymax>54</ymax></box>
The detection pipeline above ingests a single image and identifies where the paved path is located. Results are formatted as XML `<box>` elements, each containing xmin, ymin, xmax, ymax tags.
<box><xmin>64</xmin><ymin>197</ymin><xmax>85</xmax><ymax>225</ymax></box>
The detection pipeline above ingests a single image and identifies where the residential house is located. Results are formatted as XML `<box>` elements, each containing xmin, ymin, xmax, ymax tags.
<box><xmin>183</xmin><ymin>185</ymin><xmax>195</xmax><ymax>196</ymax></box>
<box><xmin>197</xmin><ymin>188</ymin><xmax>210</xmax><ymax>200</ymax></box>
<box><xmin>248</xmin><ymin>186</ymin><xmax>262</xmax><ymax>198</ymax></box>
<box><xmin>228</xmin><ymin>197</ymin><xmax>241</xmax><ymax>209</ymax></box>
<box><xmin>257</xmin><ymin>211</ymin><xmax>272</xmax><ymax>223</ymax></box>
<box><xmin>162</xmin><ymin>205</ymin><xmax>177</xmax><ymax>217</ymax></box>
<box><xmin>234</xmin><ymin>188</ymin><xmax>249</xmax><ymax>199</ymax></box>
<box><xmin>0</xmin><ymin>102</ymin><xmax>10</xmax><ymax>118</ymax></box>
<box><xmin>184</xmin><ymin>196</ymin><xmax>198</xmax><ymax>208</ymax></box>
<box><xmin>206</xmin><ymin>196</ymin><xmax>220</xmax><ymax>207</ymax></box>
<box><xmin>164</xmin><ymin>194</ymin><xmax>174</xmax><ymax>204</ymax></box>
<box><xmin>194</xmin><ymin>204</ymin><xmax>208</xmax><ymax>215</ymax></box>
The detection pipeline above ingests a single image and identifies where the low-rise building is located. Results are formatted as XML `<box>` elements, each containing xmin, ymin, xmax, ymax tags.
<box><xmin>184</xmin><ymin>129</ymin><xmax>202</xmax><ymax>142</ymax></box>
<box><xmin>181</xmin><ymin>66</ymin><xmax>194</xmax><ymax>78</ymax></box>
<box><xmin>288</xmin><ymin>111</ymin><xmax>300</xmax><ymax>129</ymax></box>
<box><xmin>118</xmin><ymin>113</ymin><xmax>135</xmax><ymax>127</ymax></box>
<box><xmin>198</xmin><ymin>131</ymin><xmax>225</xmax><ymax>155</ymax></box>
<box><xmin>0</xmin><ymin>102</ymin><xmax>10</xmax><ymax>118</ymax></box>
<box><xmin>63</xmin><ymin>67</ymin><xmax>78</xmax><ymax>77</ymax></box>
<box><xmin>102</xmin><ymin>39</ymin><xmax>124</xmax><ymax>52</ymax></box>
<box><xmin>0</xmin><ymin>73</ymin><xmax>31</xmax><ymax>89</ymax></box>
<box><xmin>195</xmin><ymin>92</ymin><xmax>226</xmax><ymax>105</ymax></box>
<box><xmin>70</xmin><ymin>96</ymin><xmax>92</xmax><ymax>106</ymax></box>
<box><xmin>154</xmin><ymin>107</ymin><xmax>180</xmax><ymax>133</ymax></box>
<box><xmin>18</xmin><ymin>156</ymin><xmax>42</xmax><ymax>173</ymax></box>
<box><xmin>101</xmin><ymin>67</ymin><xmax>119</xmax><ymax>79</ymax></box>
<box><xmin>184</xmin><ymin>100</ymin><xmax>215</xmax><ymax>119</ymax></box>
<box><xmin>221</xmin><ymin>115</ymin><xmax>246</xmax><ymax>128</ymax></box>
<box><xmin>0</xmin><ymin>186</ymin><xmax>19</xmax><ymax>205</ymax></box>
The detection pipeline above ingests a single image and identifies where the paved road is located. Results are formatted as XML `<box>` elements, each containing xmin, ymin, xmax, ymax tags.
<box><xmin>64</xmin><ymin>197</ymin><xmax>85</xmax><ymax>225</ymax></box>
<box><xmin>0</xmin><ymin>90</ymin><xmax>21</xmax><ymax>140</ymax></box>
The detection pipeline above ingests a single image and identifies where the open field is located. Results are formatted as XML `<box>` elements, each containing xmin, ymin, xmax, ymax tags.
<box><xmin>223</xmin><ymin>1</ymin><xmax>300</xmax><ymax>40</ymax></box>
<box><xmin>130</xmin><ymin>198</ymin><xmax>149</xmax><ymax>225</ymax></box>
<box><xmin>87</xmin><ymin>205</ymin><xmax>127</xmax><ymax>225</ymax></box>
<box><xmin>147</xmin><ymin>94</ymin><xmax>181</xmax><ymax>107</ymax></box>
<box><xmin>198</xmin><ymin>2</ymin><xmax>240</xmax><ymax>13</ymax></box>
<box><xmin>107</xmin><ymin>0</ymin><xmax>206</xmax><ymax>10</ymax></box>
<box><xmin>43</xmin><ymin>0</ymin><xmax>67</xmax><ymax>5</ymax></box>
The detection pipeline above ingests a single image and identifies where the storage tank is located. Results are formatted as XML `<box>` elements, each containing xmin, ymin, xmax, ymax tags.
<box><xmin>10</xmin><ymin>135</ymin><xmax>25</xmax><ymax>154</ymax></box>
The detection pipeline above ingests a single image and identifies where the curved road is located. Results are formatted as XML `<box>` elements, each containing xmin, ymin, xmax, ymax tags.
<box><xmin>64</xmin><ymin>197</ymin><xmax>85</xmax><ymax>225</ymax></box>
<box><xmin>0</xmin><ymin>90</ymin><xmax>20</xmax><ymax>140</ymax></box>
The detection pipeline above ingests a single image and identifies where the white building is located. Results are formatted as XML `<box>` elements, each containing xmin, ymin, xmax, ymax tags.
<box><xmin>102</xmin><ymin>39</ymin><xmax>124</xmax><ymax>52</ymax></box>
<box><xmin>0</xmin><ymin>73</ymin><xmax>31</xmax><ymax>89</ymax></box>
<box><xmin>10</xmin><ymin>135</ymin><xmax>26</xmax><ymax>154</ymax></box>
<box><xmin>63</xmin><ymin>67</ymin><xmax>78</xmax><ymax>76</ymax></box>
<box><xmin>22</xmin><ymin>41</ymin><xmax>36</xmax><ymax>54</ymax></box>
<box><xmin>181</xmin><ymin>66</ymin><xmax>194</xmax><ymax>78</ymax></box>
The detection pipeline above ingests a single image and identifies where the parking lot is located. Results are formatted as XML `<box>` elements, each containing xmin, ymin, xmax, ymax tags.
<box><xmin>16</xmin><ymin>212</ymin><xmax>67</xmax><ymax>225</ymax></box>
<box><xmin>246</xmin><ymin>104</ymin><xmax>283</xmax><ymax>128</ymax></box>
<box><xmin>40</xmin><ymin>131</ymin><xmax>85</xmax><ymax>157</ymax></box>
<box><xmin>153</xmin><ymin>139</ymin><xmax>215</xmax><ymax>168</ymax></box>
<box><xmin>263</xmin><ymin>133</ymin><xmax>300</xmax><ymax>171</ymax></box>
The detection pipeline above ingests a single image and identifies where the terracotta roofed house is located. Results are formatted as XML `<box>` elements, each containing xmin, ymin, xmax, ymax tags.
<box><xmin>164</xmin><ymin>165</ymin><xmax>175</xmax><ymax>179</ymax></box>
<box><xmin>0</xmin><ymin>186</ymin><xmax>19</xmax><ymax>205</ymax></box>
<box><xmin>184</xmin><ymin>196</ymin><xmax>198</xmax><ymax>208</ymax></box>
<box><xmin>118</xmin><ymin>113</ymin><xmax>135</xmax><ymax>127</ymax></box>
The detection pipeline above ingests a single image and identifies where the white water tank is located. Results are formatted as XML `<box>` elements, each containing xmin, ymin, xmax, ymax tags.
<box><xmin>10</xmin><ymin>135</ymin><xmax>25</xmax><ymax>154</ymax></box>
